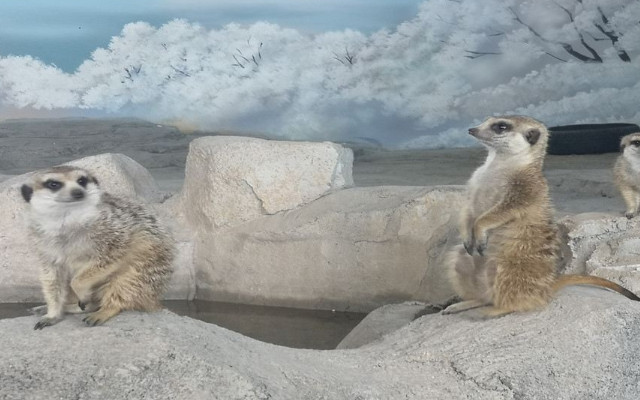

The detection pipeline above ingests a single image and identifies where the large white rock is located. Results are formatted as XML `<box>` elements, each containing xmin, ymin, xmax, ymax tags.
<box><xmin>1</xmin><ymin>287</ymin><xmax>639</xmax><ymax>399</ymax></box>
<box><xmin>0</xmin><ymin>154</ymin><xmax>193</xmax><ymax>302</ymax></box>
<box><xmin>191</xmin><ymin>186</ymin><xmax>464</xmax><ymax>312</ymax></box>
<box><xmin>558</xmin><ymin>212</ymin><xmax>640</xmax><ymax>294</ymax></box>
<box><xmin>178</xmin><ymin>136</ymin><xmax>354</xmax><ymax>230</ymax></box>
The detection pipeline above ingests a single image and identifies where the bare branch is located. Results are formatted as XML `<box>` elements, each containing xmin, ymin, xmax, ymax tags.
<box><xmin>333</xmin><ymin>47</ymin><xmax>356</xmax><ymax>65</ymax></box>
<box><xmin>587</xmin><ymin>31</ymin><xmax>609</xmax><ymax>42</ymax></box>
<box><xmin>593</xmin><ymin>6</ymin><xmax>631</xmax><ymax>62</ymax></box>
<box><xmin>544</xmin><ymin>52</ymin><xmax>568</xmax><ymax>62</ymax></box>
<box><xmin>123</xmin><ymin>64</ymin><xmax>142</xmax><ymax>82</ymax></box>
<box><xmin>232</xmin><ymin>54</ymin><xmax>245</xmax><ymax>68</ymax></box>
<box><xmin>235</xmin><ymin>49</ymin><xmax>251</xmax><ymax>64</ymax></box>
<box><xmin>510</xmin><ymin>6</ymin><xmax>602</xmax><ymax>63</ymax></box>
<box><xmin>464</xmin><ymin>50</ymin><xmax>502</xmax><ymax>59</ymax></box>
<box><xmin>170</xmin><ymin>65</ymin><xmax>190</xmax><ymax>77</ymax></box>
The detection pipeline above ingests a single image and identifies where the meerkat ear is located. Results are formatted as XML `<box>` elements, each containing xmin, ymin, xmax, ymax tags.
<box><xmin>525</xmin><ymin>129</ymin><xmax>541</xmax><ymax>145</ymax></box>
<box><xmin>620</xmin><ymin>143</ymin><xmax>626</xmax><ymax>152</ymax></box>
<box><xmin>21</xmin><ymin>184</ymin><xmax>33</xmax><ymax>203</ymax></box>
<box><xmin>91</xmin><ymin>176</ymin><xmax>99</xmax><ymax>186</ymax></box>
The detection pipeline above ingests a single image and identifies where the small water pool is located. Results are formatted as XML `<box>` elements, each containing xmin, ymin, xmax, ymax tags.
<box><xmin>0</xmin><ymin>301</ymin><xmax>366</xmax><ymax>350</ymax></box>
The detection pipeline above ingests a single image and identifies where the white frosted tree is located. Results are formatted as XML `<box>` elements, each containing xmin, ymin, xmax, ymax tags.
<box><xmin>0</xmin><ymin>0</ymin><xmax>637</xmax><ymax>148</ymax></box>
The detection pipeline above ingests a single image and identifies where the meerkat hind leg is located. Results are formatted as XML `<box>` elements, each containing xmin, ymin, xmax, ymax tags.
<box><xmin>70</xmin><ymin>264</ymin><xmax>121</xmax><ymax>306</ymax></box>
<box><xmin>442</xmin><ymin>299</ymin><xmax>491</xmax><ymax>315</ymax></box>
<box><xmin>478</xmin><ymin>306</ymin><xmax>513</xmax><ymax>319</ymax></box>
<box><xmin>83</xmin><ymin>306</ymin><xmax>121</xmax><ymax>327</ymax></box>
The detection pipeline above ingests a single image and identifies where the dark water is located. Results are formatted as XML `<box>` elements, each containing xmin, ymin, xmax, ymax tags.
<box><xmin>0</xmin><ymin>301</ymin><xmax>366</xmax><ymax>350</ymax></box>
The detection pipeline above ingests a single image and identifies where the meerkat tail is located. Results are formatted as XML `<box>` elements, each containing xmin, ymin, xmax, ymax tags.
<box><xmin>553</xmin><ymin>275</ymin><xmax>640</xmax><ymax>301</ymax></box>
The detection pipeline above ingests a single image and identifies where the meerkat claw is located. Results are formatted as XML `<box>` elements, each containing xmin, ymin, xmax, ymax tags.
<box><xmin>463</xmin><ymin>240</ymin><xmax>475</xmax><ymax>255</ymax></box>
<box><xmin>34</xmin><ymin>317</ymin><xmax>57</xmax><ymax>330</ymax></box>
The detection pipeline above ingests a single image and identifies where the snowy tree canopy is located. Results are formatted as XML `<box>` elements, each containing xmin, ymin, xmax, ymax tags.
<box><xmin>0</xmin><ymin>0</ymin><xmax>638</xmax><ymax>148</ymax></box>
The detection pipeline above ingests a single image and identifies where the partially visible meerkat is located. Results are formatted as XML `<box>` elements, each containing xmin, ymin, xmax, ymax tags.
<box><xmin>444</xmin><ymin>115</ymin><xmax>639</xmax><ymax>318</ymax></box>
<box><xmin>614</xmin><ymin>132</ymin><xmax>640</xmax><ymax>219</ymax></box>
<box><xmin>21</xmin><ymin>166</ymin><xmax>175</xmax><ymax>329</ymax></box>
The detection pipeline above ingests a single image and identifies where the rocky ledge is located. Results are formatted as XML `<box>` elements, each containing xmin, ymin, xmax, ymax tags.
<box><xmin>2</xmin><ymin>286</ymin><xmax>639</xmax><ymax>399</ymax></box>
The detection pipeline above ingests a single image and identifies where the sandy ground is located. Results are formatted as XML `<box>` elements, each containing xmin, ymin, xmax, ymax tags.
<box><xmin>353</xmin><ymin>147</ymin><xmax>624</xmax><ymax>217</ymax></box>
<box><xmin>0</xmin><ymin>117</ymin><xmax>625</xmax><ymax>217</ymax></box>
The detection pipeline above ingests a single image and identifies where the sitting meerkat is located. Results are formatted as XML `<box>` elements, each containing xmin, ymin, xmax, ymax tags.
<box><xmin>444</xmin><ymin>115</ymin><xmax>639</xmax><ymax>318</ymax></box>
<box><xmin>614</xmin><ymin>132</ymin><xmax>640</xmax><ymax>218</ymax></box>
<box><xmin>21</xmin><ymin>165</ymin><xmax>175</xmax><ymax>329</ymax></box>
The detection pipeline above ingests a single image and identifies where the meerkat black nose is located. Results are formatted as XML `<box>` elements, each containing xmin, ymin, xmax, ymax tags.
<box><xmin>71</xmin><ymin>189</ymin><xmax>85</xmax><ymax>200</ymax></box>
<box><xmin>468</xmin><ymin>128</ymin><xmax>479</xmax><ymax>136</ymax></box>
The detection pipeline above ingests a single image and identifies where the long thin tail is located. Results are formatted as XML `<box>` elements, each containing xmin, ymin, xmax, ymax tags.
<box><xmin>553</xmin><ymin>274</ymin><xmax>640</xmax><ymax>301</ymax></box>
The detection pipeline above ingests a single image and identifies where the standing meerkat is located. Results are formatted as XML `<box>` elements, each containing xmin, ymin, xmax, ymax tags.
<box><xmin>444</xmin><ymin>115</ymin><xmax>639</xmax><ymax>318</ymax></box>
<box><xmin>21</xmin><ymin>165</ymin><xmax>175</xmax><ymax>329</ymax></box>
<box><xmin>614</xmin><ymin>132</ymin><xmax>640</xmax><ymax>219</ymax></box>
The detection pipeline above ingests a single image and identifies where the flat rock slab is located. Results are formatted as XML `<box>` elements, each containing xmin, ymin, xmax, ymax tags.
<box><xmin>179</xmin><ymin>136</ymin><xmax>353</xmax><ymax>230</ymax></box>
<box><xmin>336</xmin><ymin>301</ymin><xmax>438</xmax><ymax>349</ymax></box>
<box><xmin>2</xmin><ymin>286</ymin><xmax>639</xmax><ymax>399</ymax></box>
<box><xmin>193</xmin><ymin>186</ymin><xmax>464</xmax><ymax>311</ymax></box>
<box><xmin>559</xmin><ymin>213</ymin><xmax>640</xmax><ymax>295</ymax></box>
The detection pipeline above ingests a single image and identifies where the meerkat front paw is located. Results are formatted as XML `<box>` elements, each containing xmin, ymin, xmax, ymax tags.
<box><xmin>625</xmin><ymin>210</ymin><xmax>636</xmax><ymax>219</ymax></box>
<box><xmin>474</xmin><ymin>230</ymin><xmax>489</xmax><ymax>256</ymax></box>
<box><xmin>476</xmin><ymin>240</ymin><xmax>487</xmax><ymax>256</ymax></box>
<box><xmin>463</xmin><ymin>239</ymin><xmax>475</xmax><ymax>255</ymax></box>
<box><xmin>34</xmin><ymin>316</ymin><xmax>61</xmax><ymax>330</ymax></box>
<box><xmin>29</xmin><ymin>305</ymin><xmax>48</xmax><ymax>316</ymax></box>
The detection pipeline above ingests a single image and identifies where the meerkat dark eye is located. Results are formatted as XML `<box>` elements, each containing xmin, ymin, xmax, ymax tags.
<box><xmin>44</xmin><ymin>180</ymin><xmax>63</xmax><ymax>191</ymax></box>
<box><xmin>630</xmin><ymin>140</ymin><xmax>640</xmax><ymax>147</ymax></box>
<box><xmin>77</xmin><ymin>176</ymin><xmax>88</xmax><ymax>187</ymax></box>
<box><xmin>491</xmin><ymin>122</ymin><xmax>511</xmax><ymax>134</ymax></box>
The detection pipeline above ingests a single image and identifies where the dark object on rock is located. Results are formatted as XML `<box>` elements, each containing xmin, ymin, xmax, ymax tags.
<box><xmin>548</xmin><ymin>123</ymin><xmax>640</xmax><ymax>155</ymax></box>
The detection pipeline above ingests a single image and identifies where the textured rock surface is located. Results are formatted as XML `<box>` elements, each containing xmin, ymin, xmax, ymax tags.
<box><xmin>336</xmin><ymin>301</ymin><xmax>437</xmax><ymax>349</ymax></box>
<box><xmin>0</xmin><ymin>154</ymin><xmax>193</xmax><ymax>302</ymax></box>
<box><xmin>558</xmin><ymin>213</ymin><xmax>640</xmax><ymax>295</ymax></box>
<box><xmin>191</xmin><ymin>186</ymin><xmax>464</xmax><ymax>312</ymax></box>
<box><xmin>178</xmin><ymin>136</ymin><xmax>353</xmax><ymax>230</ymax></box>
<box><xmin>2</xmin><ymin>287</ymin><xmax>640</xmax><ymax>399</ymax></box>
<box><xmin>0</xmin><ymin>174</ymin><xmax>41</xmax><ymax>302</ymax></box>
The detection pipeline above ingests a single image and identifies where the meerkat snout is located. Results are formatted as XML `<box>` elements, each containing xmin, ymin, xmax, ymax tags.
<box><xmin>468</xmin><ymin>116</ymin><xmax>545</xmax><ymax>156</ymax></box>
<box><xmin>70</xmin><ymin>188</ymin><xmax>85</xmax><ymax>200</ymax></box>
<box><xmin>621</xmin><ymin>137</ymin><xmax>640</xmax><ymax>154</ymax></box>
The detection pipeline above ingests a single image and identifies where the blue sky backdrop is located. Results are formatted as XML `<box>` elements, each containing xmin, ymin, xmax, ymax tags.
<box><xmin>0</xmin><ymin>0</ymin><xmax>422</xmax><ymax>72</ymax></box>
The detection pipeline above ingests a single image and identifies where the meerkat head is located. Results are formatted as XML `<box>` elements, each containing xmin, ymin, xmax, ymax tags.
<box><xmin>21</xmin><ymin>166</ymin><xmax>101</xmax><ymax>214</ymax></box>
<box><xmin>468</xmin><ymin>115</ymin><xmax>548</xmax><ymax>160</ymax></box>
<box><xmin>620</xmin><ymin>133</ymin><xmax>640</xmax><ymax>159</ymax></box>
